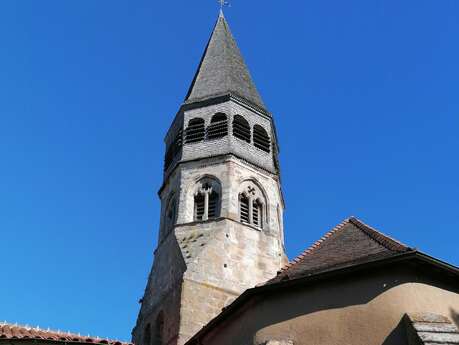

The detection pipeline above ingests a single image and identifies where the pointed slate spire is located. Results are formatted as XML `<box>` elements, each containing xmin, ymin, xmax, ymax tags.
<box><xmin>185</xmin><ymin>12</ymin><xmax>266</xmax><ymax>110</ymax></box>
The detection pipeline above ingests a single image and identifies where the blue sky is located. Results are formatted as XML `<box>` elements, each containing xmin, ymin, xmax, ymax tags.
<box><xmin>1</xmin><ymin>0</ymin><xmax>458</xmax><ymax>341</ymax></box>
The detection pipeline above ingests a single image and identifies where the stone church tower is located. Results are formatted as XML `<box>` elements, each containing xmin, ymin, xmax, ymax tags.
<box><xmin>132</xmin><ymin>12</ymin><xmax>287</xmax><ymax>345</ymax></box>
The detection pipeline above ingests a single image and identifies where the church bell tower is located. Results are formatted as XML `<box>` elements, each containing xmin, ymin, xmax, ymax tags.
<box><xmin>132</xmin><ymin>12</ymin><xmax>287</xmax><ymax>345</ymax></box>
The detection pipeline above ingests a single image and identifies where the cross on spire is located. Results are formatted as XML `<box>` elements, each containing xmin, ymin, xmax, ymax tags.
<box><xmin>218</xmin><ymin>0</ymin><xmax>229</xmax><ymax>12</ymax></box>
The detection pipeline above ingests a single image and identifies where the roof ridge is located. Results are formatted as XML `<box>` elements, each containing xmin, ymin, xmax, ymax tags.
<box><xmin>275</xmin><ymin>217</ymin><xmax>411</xmax><ymax>278</ymax></box>
<box><xmin>276</xmin><ymin>218</ymin><xmax>353</xmax><ymax>275</ymax></box>
<box><xmin>0</xmin><ymin>322</ymin><xmax>132</xmax><ymax>345</ymax></box>
<box><xmin>348</xmin><ymin>217</ymin><xmax>411</xmax><ymax>252</ymax></box>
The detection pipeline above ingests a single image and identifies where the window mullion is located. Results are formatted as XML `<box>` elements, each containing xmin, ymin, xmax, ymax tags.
<box><xmin>203</xmin><ymin>190</ymin><xmax>209</xmax><ymax>221</ymax></box>
<box><xmin>248</xmin><ymin>196</ymin><xmax>254</xmax><ymax>225</ymax></box>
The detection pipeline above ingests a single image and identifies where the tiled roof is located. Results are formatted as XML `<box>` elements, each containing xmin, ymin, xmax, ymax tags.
<box><xmin>184</xmin><ymin>12</ymin><xmax>266</xmax><ymax>110</ymax></box>
<box><xmin>186</xmin><ymin>217</ymin><xmax>459</xmax><ymax>345</ymax></box>
<box><xmin>0</xmin><ymin>322</ymin><xmax>132</xmax><ymax>345</ymax></box>
<box><xmin>405</xmin><ymin>312</ymin><xmax>459</xmax><ymax>345</ymax></box>
<box><xmin>269</xmin><ymin>217</ymin><xmax>412</xmax><ymax>284</ymax></box>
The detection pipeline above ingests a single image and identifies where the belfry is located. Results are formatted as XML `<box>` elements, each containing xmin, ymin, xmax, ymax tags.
<box><xmin>1</xmin><ymin>6</ymin><xmax>458</xmax><ymax>345</ymax></box>
<box><xmin>131</xmin><ymin>12</ymin><xmax>287</xmax><ymax>345</ymax></box>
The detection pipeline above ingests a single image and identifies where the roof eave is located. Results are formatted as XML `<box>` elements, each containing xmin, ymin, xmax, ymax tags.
<box><xmin>185</xmin><ymin>250</ymin><xmax>459</xmax><ymax>344</ymax></box>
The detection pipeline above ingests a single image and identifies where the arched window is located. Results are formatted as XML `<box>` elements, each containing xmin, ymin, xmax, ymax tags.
<box><xmin>207</xmin><ymin>113</ymin><xmax>228</xmax><ymax>140</ymax></box>
<box><xmin>185</xmin><ymin>118</ymin><xmax>205</xmax><ymax>144</ymax></box>
<box><xmin>232</xmin><ymin>115</ymin><xmax>251</xmax><ymax>143</ymax></box>
<box><xmin>238</xmin><ymin>181</ymin><xmax>266</xmax><ymax>229</ymax></box>
<box><xmin>193</xmin><ymin>177</ymin><xmax>221</xmax><ymax>221</ymax></box>
<box><xmin>144</xmin><ymin>324</ymin><xmax>151</xmax><ymax>345</ymax></box>
<box><xmin>253</xmin><ymin>125</ymin><xmax>271</xmax><ymax>153</ymax></box>
<box><xmin>152</xmin><ymin>312</ymin><xmax>164</xmax><ymax>345</ymax></box>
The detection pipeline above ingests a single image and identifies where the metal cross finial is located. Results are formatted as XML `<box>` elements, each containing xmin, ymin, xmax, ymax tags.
<box><xmin>218</xmin><ymin>0</ymin><xmax>229</xmax><ymax>11</ymax></box>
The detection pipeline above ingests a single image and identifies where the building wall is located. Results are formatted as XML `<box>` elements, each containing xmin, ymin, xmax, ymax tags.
<box><xmin>132</xmin><ymin>232</ymin><xmax>185</xmax><ymax>345</ymax></box>
<box><xmin>175</xmin><ymin>157</ymin><xmax>284</xmax><ymax>233</ymax></box>
<box><xmin>198</xmin><ymin>266</ymin><xmax>459</xmax><ymax>345</ymax></box>
<box><xmin>164</xmin><ymin>99</ymin><xmax>278</xmax><ymax>178</ymax></box>
<box><xmin>133</xmin><ymin>155</ymin><xmax>287</xmax><ymax>345</ymax></box>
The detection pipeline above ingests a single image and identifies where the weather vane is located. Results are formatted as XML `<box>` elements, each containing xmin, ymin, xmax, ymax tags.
<box><xmin>218</xmin><ymin>0</ymin><xmax>230</xmax><ymax>11</ymax></box>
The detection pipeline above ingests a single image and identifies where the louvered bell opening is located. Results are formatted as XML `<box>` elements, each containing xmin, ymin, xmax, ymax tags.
<box><xmin>208</xmin><ymin>192</ymin><xmax>219</xmax><ymax>218</ymax></box>
<box><xmin>164</xmin><ymin>129</ymin><xmax>183</xmax><ymax>171</ymax></box>
<box><xmin>207</xmin><ymin>114</ymin><xmax>228</xmax><ymax>140</ymax></box>
<box><xmin>253</xmin><ymin>125</ymin><xmax>271</xmax><ymax>153</ymax></box>
<box><xmin>185</xmin><ymin>119</ymin><xmax>205</xmax><ymax>144</ymax></box>
<box><xmin>164</xmin><ymin>146</ymin><xmax>174</xmax><ymax>170</ymax></box>
<box><xmin>240</xmin><ymin>195</ymin><xmax>250</xmax><ymax>224</ymax></box>
<box><xmin>233</xmin><ymin>115</ymin><xmax>251</xmax><ymax>143</ymax></box>
<box><xmin>194</xmin><ymin>194</ymin><xmax>205</xmax><ymax>221</ymax></box>
<box><xmin>252</xmin><ymin>201</ymin><xmax>262</xmax><ymax>228</ymax></box>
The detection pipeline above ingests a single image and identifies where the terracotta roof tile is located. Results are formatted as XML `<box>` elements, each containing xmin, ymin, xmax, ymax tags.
<box><xmin>268</xmin><ymin>217</ymin><xmax>412</xmax><ymax>284</ymax></box>
<box><xmin>0</xmin><ymin>323</ymin><xmax>132</xmax><ymax>345</ymax></box>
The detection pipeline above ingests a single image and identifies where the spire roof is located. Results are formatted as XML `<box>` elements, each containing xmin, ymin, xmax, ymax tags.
<box><xmin>184</xmin><ymin>13</ymin><xmax>265</xmax><ymax>110</ymax></box>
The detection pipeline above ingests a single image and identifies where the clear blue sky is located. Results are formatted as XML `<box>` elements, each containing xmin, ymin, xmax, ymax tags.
<box><xmin>1</xmin><ymin>0</ymin><xmax>458</xmax><ymax>341</ymax></box>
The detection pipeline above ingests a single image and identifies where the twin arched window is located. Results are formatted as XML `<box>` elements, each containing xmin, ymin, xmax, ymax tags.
<box><xmin>238</xmin><ymin>181</ymin><xmax>265</xmax><ymax>229</ymax></box>
<box><xmin>239</xmin><ymin>197</ymin><xmax>264</xmax><ymax>228</ymax></box>
<box><xmin>185</xmin><ymin>113</ymin><xmax>228</xmax><ymax>144</ymax></box>
<box><xmin>233</xmin><ymin>116</ymin><xmax>271</xmax><ymax>153</ymax></box>
<box><xmin>194</xmin><ymin>177</ymin><xmax>221</xmax><ymax>221</ymax></box>
<box><xmin>189</xmin><ymin>178</ymin><xmax>266</xmax><ymax>229</ymax></box>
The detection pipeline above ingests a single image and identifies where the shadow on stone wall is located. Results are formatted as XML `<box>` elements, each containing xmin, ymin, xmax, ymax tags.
<box><xmin>451</xmin><ymin>308</ymin><xmax>459</xmax><ymax>329</ymax></box>
<box><xmin>132</xmin><ymin>234</ymin><xmax>187</xmax><ymax>345</ymax></box>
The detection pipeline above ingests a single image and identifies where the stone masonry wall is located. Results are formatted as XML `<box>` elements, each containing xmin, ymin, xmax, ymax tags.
<box><xmin>132</xmin><ymin>231</ymin><xmax>186</xmax><ymax>345</ymax></box>
<box><xmin>175</xmin><ymin>156</ymin><xmax>284</xmax><ymax>236</ymax></box>
<box><xmin>134</xmin><ymin>95</ymin><xmax>286</xmax><ymax>345</ymax></box>
<box><xmin>134</xmin><ymin>156</ymin><xmax>286</xmax><ymax>345</ymax></box>
<box><xmin>175</xmin><ymin>216</ymin><xmax>286</xmax><ymax>344</ymax></box>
